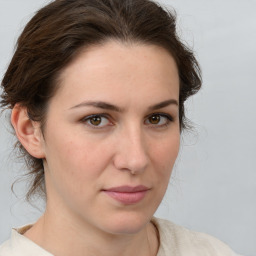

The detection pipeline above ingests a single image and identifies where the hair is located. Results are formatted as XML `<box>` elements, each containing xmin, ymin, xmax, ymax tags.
<box><xmin>1</xmin><ymin>0</ymin><xmax>201</xmax><ymax>201</ymax></box>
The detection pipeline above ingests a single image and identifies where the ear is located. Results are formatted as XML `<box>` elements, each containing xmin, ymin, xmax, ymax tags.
<box><xmin>11</xmin><ymin>104</ymin><xmax>45</xmax><ymax>159</ymax></box>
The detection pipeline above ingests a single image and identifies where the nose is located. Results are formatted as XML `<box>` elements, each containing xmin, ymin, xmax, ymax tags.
<box><xmin>113</xmin><ymin>125</ymin><xmax>149</xmax><ymax>175</ymax></box>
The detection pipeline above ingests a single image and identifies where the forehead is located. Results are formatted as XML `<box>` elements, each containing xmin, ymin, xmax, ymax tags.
<box><xmin>53</xmin><ymin>41</ymin><xmax>179</xmax><ymax>108</ymax></box>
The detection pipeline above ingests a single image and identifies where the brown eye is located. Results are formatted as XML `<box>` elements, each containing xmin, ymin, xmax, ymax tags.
<box><xmin>148</xmin><ymin>114</ymin><xmax>160</xmax><ymax>124</ymax></box>
<box><xmin>89</xmin><ymin>116</ymin><xmax>102</xmax><ymax>126</ymax></box>
<box><xmin>145</xmin><ymin>113</ymin><xmax>173</xmax><ymax>127</ymax></box>
<box><xmin>83</xmin><ymin>114</ymin><xmax>112</xmax><ymax>128</ymax></box>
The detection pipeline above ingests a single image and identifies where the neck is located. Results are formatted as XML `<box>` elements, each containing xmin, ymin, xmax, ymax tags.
<box><xmin>24</xmin><ymin>209</ymin><xmax>159</xmax><ymax>256</ymax></box>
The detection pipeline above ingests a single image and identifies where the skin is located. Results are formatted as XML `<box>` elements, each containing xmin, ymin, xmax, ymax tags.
<box><xmin>12</xmin><ymin>41</ymin><xmax>180</xmax><ymax>256</ymax></box>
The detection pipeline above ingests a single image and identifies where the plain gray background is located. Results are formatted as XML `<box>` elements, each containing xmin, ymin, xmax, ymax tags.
<box><xmin>0</xmin><ymin>1</ymin><xmax>255</xmax><ymax>255</ymax></box>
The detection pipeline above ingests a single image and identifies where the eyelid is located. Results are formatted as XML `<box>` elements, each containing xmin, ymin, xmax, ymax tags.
<box><xmin>144</xmin><ymin>112</ymin><xmax>174</xmax><ymax>127</ymax></box>
<box><xmin>80</xmin><ymin>112</ymin><xmax>174</xmax><ymax>129</ymax></box>
<box><xmin>145</xmin><ymin>112</ymin><xmax>174</xmax><ymax>120</ymax></box>
<box><xmin>81</xmin><ymin>113</ymin><xmax>114</xmax><ymax>129</ymax></box>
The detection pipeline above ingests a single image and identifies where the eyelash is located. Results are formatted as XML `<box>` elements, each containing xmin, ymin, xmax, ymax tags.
<box><xmin>145</xmin><ymin>113</ymin><xmax>173</xmax><ymax>128</ymax></box>
<box><xmin>81</xmin><ymin>114</ymin><xmax>113</xmax><ymax>129</ymax></box>
<box><xmin>81</xmin><ymin>113</ymin><xmax>174</xmax><ymax>129</ymax></box>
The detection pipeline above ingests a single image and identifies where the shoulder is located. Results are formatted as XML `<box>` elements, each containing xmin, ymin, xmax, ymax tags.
<box><xmin>0</xmin><ymin>226</ymin><xmax>52</xmax><ymax>256</ymax></box>
<box><xmin>152</xmin><ymin>217</ymin><xmax>242</xmax><ymax>256</ymax></box>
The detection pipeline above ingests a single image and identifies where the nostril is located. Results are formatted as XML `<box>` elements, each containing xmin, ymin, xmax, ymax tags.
<box><xmin>113</xmin><ymin>148</ymin><xmax>149</xmax><ymax>175</ymax></box>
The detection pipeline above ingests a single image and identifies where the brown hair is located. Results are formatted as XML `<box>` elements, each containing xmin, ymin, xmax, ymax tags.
<box><xmin>1</xmin><ymin>0</ymin><xmax>201</xmax><ymax>200</ymax></box>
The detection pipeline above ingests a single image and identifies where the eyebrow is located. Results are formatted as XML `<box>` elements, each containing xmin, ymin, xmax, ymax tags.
<box><xmin>69</xmin><ymin>101</ymin><xmax>122</xmax><ymax>112</ymax></box>
<box><xmin>69</xmin><ymin>99</ymin><xmax>178</xmax><ymax>112</ymax></box>
<box><xmin>148</xmin><ymin>99</ymin><xmax>178</xmax><ymax>111</ymax></box>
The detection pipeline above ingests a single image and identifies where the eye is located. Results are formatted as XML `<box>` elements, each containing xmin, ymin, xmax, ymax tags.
<box><xmin>82</xmin><ymin>114</ymin><xmax>113</xmax><ymax>128</ymax></box>
<box><xmin>145</xmin><ymin>113</ymin><xmax>173</xmax><ymax>127</ymax></box>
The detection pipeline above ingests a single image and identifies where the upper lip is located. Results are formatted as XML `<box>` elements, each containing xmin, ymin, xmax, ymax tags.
<box><xmin>103</xmin><ymin>185</ymin><xmax>150</xmax><ymax>193</ymax></box>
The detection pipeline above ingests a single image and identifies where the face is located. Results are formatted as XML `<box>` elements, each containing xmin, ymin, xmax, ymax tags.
<box><xmin>40</xmin><ymin>41</ymin><xmax>180</xmax><ymax>235</ymax></box>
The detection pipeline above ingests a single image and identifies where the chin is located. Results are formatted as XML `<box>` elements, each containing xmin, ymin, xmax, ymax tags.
<box><xmin>101</xmin><ymin>211</ymin><xmax>151</xmax><ymax>235</ymax></box>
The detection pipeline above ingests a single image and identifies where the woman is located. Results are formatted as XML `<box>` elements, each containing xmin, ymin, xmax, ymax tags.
<box><xmin>0</xmin><ymin>0</ymin><xmax>241</xmax><ymax>255</ymax></box>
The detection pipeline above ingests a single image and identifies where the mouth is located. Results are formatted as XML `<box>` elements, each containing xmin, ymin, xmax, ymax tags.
<box><xmin>102</xmin><ymin>185</ymin><xmax>150</xmax><ymax>205</ymax></box>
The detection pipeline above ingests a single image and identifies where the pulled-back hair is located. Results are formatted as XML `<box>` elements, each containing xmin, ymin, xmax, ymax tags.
<box><xmin>1</xmin><ymin>0</ymin><xmax>201</xmax><ymax>200</ymax></box>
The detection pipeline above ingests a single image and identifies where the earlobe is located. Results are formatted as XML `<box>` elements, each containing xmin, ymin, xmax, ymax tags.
<box><xmin>11</xmin><ymin>104</ymin><xmax>45</xmax><ymax>159</ymax></box>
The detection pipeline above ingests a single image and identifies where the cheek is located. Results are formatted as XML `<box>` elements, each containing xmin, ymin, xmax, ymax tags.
<box><xmin>150</xmin><ymin>133</ymin><xmax>180</xmax><ymax>176</ymax></box>
<box><xmin>146</xmin><ymin>133</ymin><xmax>180</xmax><ymax>209</ymax></box>
<box><xmin>44</xmin><ymin>135</ymin><xmax>111</xmax><ymax>204</ymax></box>
<box><xmin>44</xmin><ymin>129</ymin><xmax>113</xmax><ymax>183</ymax></box>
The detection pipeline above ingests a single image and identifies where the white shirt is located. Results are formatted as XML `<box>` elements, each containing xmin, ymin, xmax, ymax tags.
<box><xmin>0</xmin><ymin>217</ymin><xmax>242</xmax><ymax>256</ymax></box>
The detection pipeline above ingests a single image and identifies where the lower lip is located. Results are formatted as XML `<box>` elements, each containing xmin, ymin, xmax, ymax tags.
<box><xmin>103</xmin><ymin>190</ymin><xmax>148</xmax><ymax>204</ymax></box>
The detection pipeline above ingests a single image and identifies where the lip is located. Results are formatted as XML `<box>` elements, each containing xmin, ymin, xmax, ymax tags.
<box><xmin>102</xmin><ymin>185</ymin><xmax>150</xmax><ymax>204</ymax></box>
